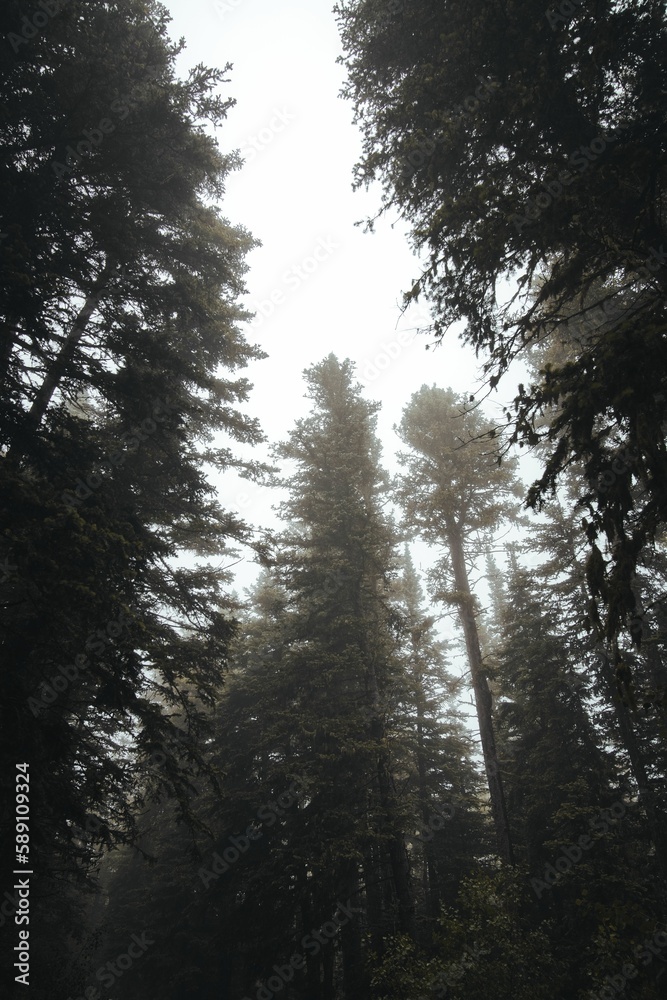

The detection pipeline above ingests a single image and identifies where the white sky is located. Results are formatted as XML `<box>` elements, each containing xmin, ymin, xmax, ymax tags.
<box><xmin>162</xmin><ymin>0</ymin><xmax>535</xmax><ymax>671</ymax></box>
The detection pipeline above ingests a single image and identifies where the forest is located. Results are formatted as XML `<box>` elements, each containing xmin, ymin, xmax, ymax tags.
<box><xmin>0</xmin><ymin>0</ymin><xmax>666</xmax><ymax>998</ymax></box>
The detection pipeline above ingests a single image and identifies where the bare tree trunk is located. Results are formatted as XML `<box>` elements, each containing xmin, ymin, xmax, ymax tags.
<box><xmin>446</xmin><ymin>521</ymin><xmax>514</xmax><ymax>865</ymax></box>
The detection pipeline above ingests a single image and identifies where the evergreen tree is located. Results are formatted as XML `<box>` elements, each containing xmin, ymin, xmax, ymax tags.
<box><xmin>274</xmin><ymin>354</ymin><xmax>417</xmax><ymax>994</ymax></box>
<box><xmin>395</xmin><ymin>385</ymin><xmax>520</xmax><ymax>864</ymax></box>
<box><xmin>336</xmin><ymin>0</ymin><xmax>667</xmax><ymax>648</ymax></box>
<box><xmin>0</xmin><ymin>2</ymin><xmax>265</xmax><ymax>992</ymax></box>
<box><xmin>153</xmin><ymin>355</ymin><xmax>418</xmax><ymax>1000</ymax></box>
<box><xmin>492</xmin><ymin>554</ymin><xmax>666</xmax><ymax>996</ymax></box>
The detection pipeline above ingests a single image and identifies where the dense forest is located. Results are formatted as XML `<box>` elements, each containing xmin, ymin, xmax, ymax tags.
<box><xmin>1</xmin><ymin>0</ymin><xmax>666</xmax><ymax>998</ymax></box>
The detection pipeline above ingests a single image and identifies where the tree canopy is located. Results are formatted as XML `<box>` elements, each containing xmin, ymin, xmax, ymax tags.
<box><xmin>336</xmin><ymin>0</ymin><xmax>667</xmax><ymax>646</ymax></box>
<box><xmin>0</xmin><ymin>5</ymin><xmax>266</xmax><ymax>974</ymax></box>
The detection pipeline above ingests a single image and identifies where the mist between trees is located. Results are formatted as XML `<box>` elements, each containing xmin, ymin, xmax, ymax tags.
<box><xmin>2</xmin><ymin>1</ymin><xmax>667</xmax><ymax>999</ymax></box>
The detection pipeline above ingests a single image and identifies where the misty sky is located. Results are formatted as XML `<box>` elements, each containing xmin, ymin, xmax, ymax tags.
<box><xmin>161</xmin><ymin>0</ymin><xmax>531</xmax><ymax>661</ymax></box>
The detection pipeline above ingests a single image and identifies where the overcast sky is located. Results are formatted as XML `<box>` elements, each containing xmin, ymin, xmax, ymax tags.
<box><xmin>162</xmin><ymin>0</ymin><xmax>530</xmax><ymax>665</ymax></box>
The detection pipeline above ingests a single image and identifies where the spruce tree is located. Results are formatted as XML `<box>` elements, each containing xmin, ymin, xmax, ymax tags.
<box><xmin>395</xmin><ymin>385</ymin><xmax>520</xmax><ymax>864</ymax></box>
<box><xmin>336</xmin><ymin>0</ymin><xmax>667</xmax><ymax>650</ymax></box>
<box><xmin>167</xmin><ymin>356</ymin><xmax>417</xmax><ymax>1000</ymax></box>
<box><xmin>0</xmin><ymin>3</ymin><xmax>265</xmax><ymax>992</ymax></box>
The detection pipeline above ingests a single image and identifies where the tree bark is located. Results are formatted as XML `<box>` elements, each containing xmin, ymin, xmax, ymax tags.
<box><xmin>446</xmin><ymin>521</ymin><xmax>514</xmax><ymax>865</ymax></box>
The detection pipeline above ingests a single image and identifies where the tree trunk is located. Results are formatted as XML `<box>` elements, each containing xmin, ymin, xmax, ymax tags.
<box><xmin>321</xmin><ymin>934</ymin><xmax>335</xmax><ymax>1000</ymax></box>
<box><xmin>366</xmin><ymin>653</ymin><xmax>417</xmax><ymax>937</ymax></box>
<box><xmin>10</xmin><ymin>263</ymin><xmax>114</xmax><ymax>456</ymax></box>
<box><xmin>339</xmin><ymin>861</ymin><xmax>367</xmax><ymax>1000</ymax></box>
<box><xmin>446</xmin><ymin>521</ymin><xmax>514</xmax><ymax>865</ymax></box>
<box><xmin>0</xmin><ymin>318</ymin><xmax>16</xmax><ymax>386</ymax></box>
<box><xmin>302</xmin><ymin>897</ymin><xmax>323</xmax><ymax>998</ymax></box>
<box><xmin>411</xmin><ymin>638</ymin><xmax>439</xmax><ymax>936</ymax></box>
<box><xmin>356</xmin><ymin>557</ymin><xmax>417</xmax><ymax>938</ymax></box>
<box><xmin>363</xmin><ymin>841</ymin><xmax>383</xmax><ymax>955</ymax></box>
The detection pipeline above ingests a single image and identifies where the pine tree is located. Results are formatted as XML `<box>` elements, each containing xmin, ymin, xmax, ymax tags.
<box><xmin>275</xmin><ymin>355</ymin><xmax>417</xmax><ymax>988</ymax></box>
<box><xmin>492</xmin><ymin>554</ymin><xmax>665</xmax><ymax>996</ymax></box>
<box><xmin>0</xmin><ymin>3</ymin><xmax>265</xmax><ymax>991</ymax></box>
<box><xmin>336</xmin><ymin>0</ymin><xmax>667</xmax><ymax>651</ymax></box>
<box><xmin>395</xmin><ymin>385</ymin><xmax>520</xmax><ymax>864</ymax></box>
<box><xmin>166</xmin><ymin>356</ymin><xmax>419</xmax><ymax>1000</ymax></box>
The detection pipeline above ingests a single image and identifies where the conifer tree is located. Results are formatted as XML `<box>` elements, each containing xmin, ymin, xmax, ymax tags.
<box><xmin>492</xmin><ymin>555</ymin><xmax>665</xmax><ymax>996</ymax></box>
<box><xmin>395</xmin><ymin>385</ymin><xmax>519</xmax><ymax>864</ymax></box>
<box><xmin>161</xmin><ymin>356</ymin><xmax>419</xmax><ymax>1000</ymax></box>
<box><xmin>393</xmin><ymin>547</ymin><xmax>487</xmax><ymax>937</ymax></box>
<box><xmin>0</xmin><ymin>4</ymin><xmax>265</xmax><ymax>991</ymax></box>
<box><xmin>336</xmin><ymin>0</ymin><xmax>667</xmax><ymax>648</ymax></box>
<box><xmin>275</xmin><ymin>355</ymin><xmax>417</xmax><ymax>977</ymax></box>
